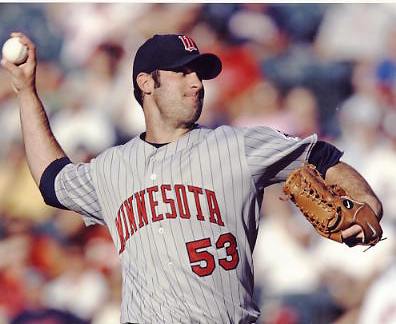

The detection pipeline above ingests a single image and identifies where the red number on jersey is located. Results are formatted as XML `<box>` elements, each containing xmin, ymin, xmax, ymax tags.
<box><xmin>216</xmin><ymin>232</ymin><xmax>239</xmax><ymax>271</ymax></box>
<box><xmin>186</xmin><ymin>232</ymin><xmax>239</xmax><ymax>277</ymax></box>
<box><xmin>186</xmin><ymin>238</ymin><xmax>215</xmax><ymax>277</ymax></box>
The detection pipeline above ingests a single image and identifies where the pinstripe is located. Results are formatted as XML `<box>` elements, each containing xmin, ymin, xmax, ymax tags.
<box><xmin>124</xmin><ymin>140</ymin><xmax>138</xmax><ymax>317</ymax></box>
<box><xmin>238</xmin><ymin>127</ymin><xmax>260</xmax><ymax>314</ymax></box>
<box><xmin>134</xmin><ymin>142</ymin><xmax>144</xmax><ymax>317</ymax></box>
<box><xmin>54</xmin><ymin>125</ymin><xmax>317</xmax><ymax>323</ymax></box>
<box><xmin>147</xmin><ymin>158</ymin><xmax>165</xmax><ymax>321</ymax></box>
<box><xmin>213</xmin><ymin>130</ymin><xmax>235</xmax><ymax>318</ymax></box>
<box><xmin>187</xmin><ymin>129</ymin><xmax>215</xmax><ymax>320</ymax></box>
<box><xmin>159</xmin><ymin>144</ymin><xmax>181</xmax><ymax>324</ymax></box>
<box><xmin>146</xmin><ymin>154</ymin><xmax>173</xmax><ymax>321</ymax></box>
<box><xmin>168</xmin><ymin>136</ymin><xmax>195</xmax><ymax>319</ymax></box>
<box><xmin>203</xmin><ymin>135</ymin><xmax>228</xmax><ymax>322</ymax></box>
<box><xmin>196</xmin><ymin>131</ymin><xmax>224</xmax><ymax>321</ymax></box>
<box><xmin>55</xmin><ymin>164</ymin><xmax>102</xmax><ymax>222</ymax></box>
<box><xmin>99</xmin><ymin>152</ymin><xmax>114</xmax><ymax>232</ymax></box>
<box><xmin>120</xmin><ymin>144</ymin><xmax>129</xmax><ymax>317</ymax></box>
<box><xmin>232</xmin><ymin>127</ymin><xmax>247</xmax><ymax>317</ymax></box>
<box><xmin>141</xmin><ymin>141</ymin><xmax>157</xmax><ymax>317</ymax></box>
<box><xmin>131</xmin><ymin>140</ymin><xmax>146</xmax><ymax>318</ymax></box>
<box><xmin>221</xmin><ymin>127</ymin><xmax>240</xmax><ymax>311</ymax></box>
<box><xmin>124</xmin><ymin>141</ymin><xmax>138</xmax><ymax>317</ymax></box>
<box><xmin>106</xmin><ymin>149</ymin><xmax>135</xmax><ymax>316</ymax></box>
<box><xmin>177</xmin><ymin>132</ymin><xmax>203</xmax><ymax>314</ymax></box>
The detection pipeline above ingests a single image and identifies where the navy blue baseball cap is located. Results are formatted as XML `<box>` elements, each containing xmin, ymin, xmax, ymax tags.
<box><xmin>133</xmin><ymin>34</ymin><xmax>222</xmax><ymax>92</ymax></box>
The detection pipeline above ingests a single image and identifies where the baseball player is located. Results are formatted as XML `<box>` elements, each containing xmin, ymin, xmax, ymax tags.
<box><xmin>2</xmin><ymin>32</ymin><xmax>383</xmax><ymax>323</ymax></box>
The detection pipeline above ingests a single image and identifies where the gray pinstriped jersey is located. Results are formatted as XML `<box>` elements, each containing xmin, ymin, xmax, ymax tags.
<box><xmin>55</xmin><ymin>125</ymin><xmax>317</xmax><ymax>323</ymax></box>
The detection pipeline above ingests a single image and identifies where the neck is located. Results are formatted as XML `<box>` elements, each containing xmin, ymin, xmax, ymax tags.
<box><xmin>145</xmin><ymin>123</ymin><xmax>193</xmax><ymax>143</ymax></box>
<box><xmin>143</xmin><ymin>104</ymin><xmax>195</xmax><ymax>143</ymax></box>
<box><xmin>142</xmin><ymin>98</ymin><xmax>200</xmax><ymax>143</ymax></box>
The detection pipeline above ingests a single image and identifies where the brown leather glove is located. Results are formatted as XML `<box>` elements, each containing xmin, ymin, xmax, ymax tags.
<box><xmin>283</xmin><ymin>164</ymin><xmax>383</xmax><ymax>246</ymax></box>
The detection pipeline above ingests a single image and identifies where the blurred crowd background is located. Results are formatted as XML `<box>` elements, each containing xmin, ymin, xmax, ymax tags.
<box><xmin>0</xmin><ymin>3</ymin><xmax>396</xmax><ymax>324</ymax></box>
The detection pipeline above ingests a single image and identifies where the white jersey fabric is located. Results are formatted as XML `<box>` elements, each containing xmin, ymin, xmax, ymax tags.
<box><xmin>54</xmin><ymin>125</ymin><xmax>317</xmax><ymax>323</ymax></box>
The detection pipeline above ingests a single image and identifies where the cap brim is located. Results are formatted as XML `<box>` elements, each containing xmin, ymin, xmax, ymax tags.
<box><xmin>165</xmin><ymin>53</ymin><xmax>222</xmax><ymax>80</ymax></box>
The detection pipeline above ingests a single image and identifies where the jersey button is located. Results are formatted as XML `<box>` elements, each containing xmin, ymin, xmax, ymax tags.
<box><xmin>158</xmin><ymin>227</ymin><xmax>164</xmax><ymax>234</ymax></box>
<box><xmin>150</xmin><ymin>173</ymin><xmax>157</xmax><ymax>180</ymax></box>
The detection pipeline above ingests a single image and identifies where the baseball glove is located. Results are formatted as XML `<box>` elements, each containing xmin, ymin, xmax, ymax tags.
<box><xmin>283</xmin><ymin>164</ymin><xmax>383</xmax><ymax>246</ymax></box>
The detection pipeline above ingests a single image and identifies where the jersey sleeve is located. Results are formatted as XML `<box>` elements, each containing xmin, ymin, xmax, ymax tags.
<box><xmin>307</xmin><ymin>140</ymin><xmax>343</xmax><ymax>176</ymax></box>
<box><xmin>54</xmin><ymin>162</ymin><xmax>105</xmax><ymax>226</ymax></box>
<box><xmin>241</xmin><ymin>126</ymin><xmax>317</xmax><ymax>190</ymax></box>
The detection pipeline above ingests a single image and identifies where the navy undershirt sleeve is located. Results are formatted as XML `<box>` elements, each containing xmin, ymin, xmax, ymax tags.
<box><xmin>39</xmin><ymin>157</ymin><xmax>72</xmax><ymax>209</ymax></box>
<box><xmin>308</xmin><ymin>141</ymin><xmax>343</xmax><ymax>177</ymax></box>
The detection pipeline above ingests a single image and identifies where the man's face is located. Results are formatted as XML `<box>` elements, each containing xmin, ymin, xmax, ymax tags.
<box><xmin>151</xmin><ymin>65</ymin><xmax>205</xmax><ymax>127</ymax></box>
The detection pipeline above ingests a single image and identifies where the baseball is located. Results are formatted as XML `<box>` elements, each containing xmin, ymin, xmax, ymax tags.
<box><xmin>2</xmin><ymin>37</ymin><xmax>28</xmax><ymax>65</ymax></box>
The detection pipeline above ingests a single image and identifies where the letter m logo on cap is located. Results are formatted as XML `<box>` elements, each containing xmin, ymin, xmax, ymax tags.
<box><xmin>178</xmin><ymin>35</ymin><xmax>198</xmax><ymax>52</ymax></box>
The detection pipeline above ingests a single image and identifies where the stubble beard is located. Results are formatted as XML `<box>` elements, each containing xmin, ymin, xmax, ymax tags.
<box><xmin>185</xmin><ymin>90</ymin><xmax>204</xmax><ymax>127</ymax></box>
<box><xmin>187</xmin><ymin>101</ymin><xmax>203</xmax><ymax>127</ymax></box>
<box><xmin>154</xmin><ymin>83</ymin><xmax>204</xmax><ymax>128</ymax></box>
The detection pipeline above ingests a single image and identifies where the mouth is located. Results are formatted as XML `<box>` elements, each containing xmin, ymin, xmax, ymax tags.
<box><xmin>185</xmin><ymin>90</ymin><xmax>204</xmax><ymax>101</ymax></box>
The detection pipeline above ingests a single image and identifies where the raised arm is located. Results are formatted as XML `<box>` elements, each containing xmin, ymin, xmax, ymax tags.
<box><xmin>1</xmin><ymin>32</ymin><xmax>66</xmax><ymax>185</ymax></box>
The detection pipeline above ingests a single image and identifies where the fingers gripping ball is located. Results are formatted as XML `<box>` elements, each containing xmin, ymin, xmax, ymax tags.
<box><xmin>283</xmin><ymin>164</ymin><xmax>383</xmax><ymax>246</ymax></box>
<box><xmin>2</xmin><ymin>37</ymin><xmax>28</xmax><ymax>65</ymax></box>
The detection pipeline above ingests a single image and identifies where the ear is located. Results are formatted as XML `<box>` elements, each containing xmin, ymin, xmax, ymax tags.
<box><xmin>136</xmin><ymin>72</ymin><xmax>154</xmax><ymax>95</ymax></box>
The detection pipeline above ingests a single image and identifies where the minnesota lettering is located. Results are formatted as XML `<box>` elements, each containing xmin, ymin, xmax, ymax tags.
<box><xmin>115</xmin><ymin>184</ymin><xmax>224</xmax><ymax>254</ymax></box>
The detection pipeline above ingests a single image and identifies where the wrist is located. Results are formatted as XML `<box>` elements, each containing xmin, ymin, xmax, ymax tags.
<box><xmin>16</xmin><ymin>85</ymin><xmax>37</xmax><ymax>98</ymax></box>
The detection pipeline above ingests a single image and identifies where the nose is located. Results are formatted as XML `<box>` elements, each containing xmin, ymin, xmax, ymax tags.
<box><xmin>188</xmin><ymin>71</ymin><xmax>203</xmax><ymax>90</ymax></box>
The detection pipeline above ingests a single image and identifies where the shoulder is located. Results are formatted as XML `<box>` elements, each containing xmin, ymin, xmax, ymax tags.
<box><xmin>194</xmin><ymin>125</ymin><xmax>242</xmax><ymax>143</ymax></box>
<box><xmin>198</xmin><ymin>124</ymin><xmax>247</xmax><ymax>136</ymax></box>
<box><xmin>212</xmin><ymin>125</ymin><xmax>302</xmax><ymax>141</ymax></box>
<box><xmin>93</xmin><ymin>136</ymin><xmax>140</xmax><ymax>164</ymax></box>
<box><xmin>196</xmin><ymin>124</ymin><xmax>311</xmax><ymax>144</ymax></box>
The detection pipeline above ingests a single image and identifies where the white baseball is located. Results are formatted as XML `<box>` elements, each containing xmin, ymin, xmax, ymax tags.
<box><xmin>2</xmin><ymin>37</ymin><xmax>28</xmax><ymax>65</ymax></box>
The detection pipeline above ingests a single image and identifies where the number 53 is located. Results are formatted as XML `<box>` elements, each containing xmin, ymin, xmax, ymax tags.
<box><xmin>185</xmin><ymin>232</ymin><xmax>239</xmax><ymax>277</ymax></box>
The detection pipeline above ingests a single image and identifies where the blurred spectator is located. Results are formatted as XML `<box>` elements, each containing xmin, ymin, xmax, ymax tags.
<box><xmin>314</xmin><ymin>59</ymin><xmax>393</xmax><ymax>308</ymax></box>
<box><xmin>135</xmin><ymin>4</ymin><xmax>202</xmax><ymax>37</ymax></box>
<box><xmin>199</xmin><ymin>4</ymin><xmax>241</xmax><ymax>43</ymax></box>
<box><xmin>254</xmin><ymin>183</ymin><xmax>343</xmax><ymax>324</ymax></box>
<box><xmin>364</xmin><ymin>115</ymin><xmax>396</xmax><ymax>240</ymax></box>
<box><xmin>283</xmin><ymin>86</ymin><xmax>320</xmax><ymax>137</ymax></box>
<box><xmin>228</xmin><ymin>4</ymin><xmax>278</xmax><ymax>48</ymax></box>
<box><xmin>0</xmin><ymin>4</ymin><xmax>63</xmax><ymax>62</ymax></box>
<box><xmin>46</xmin><ymin>3</ymin><xmax>146</xmax><ymax>67</ymax></box>
<box><xmin>0</xmin><ymin>74</ymin><xmax>22</xmax><ymax>157</ymax></box>
<box><xmin>50</xmin><ymin>80</ymin><xmax>117</xmax><ymax>159</ymax></box>
<box><xmin>267</xmin><ymin>4</ymin><xmax>327</xmax><ymax>43</ymax></box>
<box><xmin>42</xmin><ymin>244</ymin><xmax>109</xmax><ymax>320</ymax></box>
<box><xmin>0</xmin><ymin>233</ymin><xmax>31</xmax><ymax>319</ymax></box>
<box><xmin>375</xmin><ymin>26</ymin><xmax>396</xmax><ymax>105</ymax></box>
<box><xmin>11</xmin><ymin>266</ymin><xmax>88</xmax><ymax>324</ymax></box>
<box><xmin>315</xmin><ymin>4</ymin><xmax>396</xmax><ymax>61</ymax></box>
<box><xmin>217</xmin><ymin>45</ymin><xmax>263</xmax><ymax>106</ymax></box>
<box><xmin>261</xmin><ymin>40</ymin><xmax>353</xmax><ymax>137</ymax></box>
<box><xmin>0</xmin><ymin>142</ymin><xmax>55</xmax><ymax>222</ymax></box>
<box><xmin>335</xmin><ymin>61</ymin><xmax>385</xmax><ymax>170</ymax></box>
<box><xmin>231</xmin><ymin>81</ymin><xmax>294</xmax><ymax>133</ymax></box>
<box><xmin>358</xmin><ymin>261</ymin><xmax>396</xmax><ymax>324</ymax></box>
